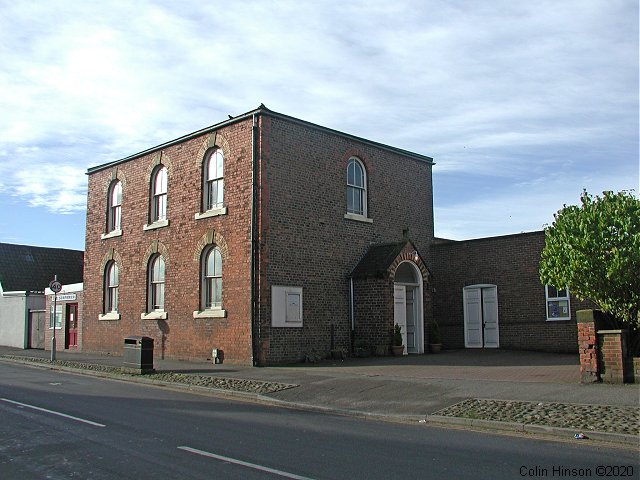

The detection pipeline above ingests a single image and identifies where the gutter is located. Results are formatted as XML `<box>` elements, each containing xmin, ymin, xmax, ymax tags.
<box><xmin>250</xmin><ymin>113</ymin><xmax>259</xmax><ymax>366</ymax></box>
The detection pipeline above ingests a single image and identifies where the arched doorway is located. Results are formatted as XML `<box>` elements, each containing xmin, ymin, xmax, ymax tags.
<box><xmin>393</xmin><ymin>261</ymin><xmax>424</xmax><ymax>354</ymax></box>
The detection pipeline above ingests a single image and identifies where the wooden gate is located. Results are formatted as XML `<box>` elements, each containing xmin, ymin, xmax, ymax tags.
<box><xmin>28</xmin><ymin>310</ymin><xmax>46</xmax><ymax>349</ymax></box>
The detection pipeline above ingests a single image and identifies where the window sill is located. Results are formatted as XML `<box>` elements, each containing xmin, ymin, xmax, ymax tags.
<box><xmin>99</xmin><ymin>312</ymin><xmax>120</xmax><ymax>321</ymax></box>
<box><xmin>194</xmin><ymin>207</ymin><xmax>227</xmax><ymax>220</ymax></box>
<box><xmin>344</xmin><ymin>213</ymin><xmax>373</xmax><ymax>224</ymax></box>
<box><xmin>101</xmin><ymin>229</ymin><xmax>122</xmax><ymax>240</ymax></box>
<box><xmin>193</xmin><ymin>309</ymin><xmax>226</xmax><ymax>319</ymax></box>
<box><xmin>546</xmin><ymin>317</ymin><xmax>571</xmax><ymax>322</ymax></box>
<box><xmin>143</xmin><ymin>219</ymin><xmax>169</xmax><ymax>231</ymax></box>
<box><xmin>141</xmin><ymin>311</ymin><xmax>167</xmax><ymax>320</ymax></box>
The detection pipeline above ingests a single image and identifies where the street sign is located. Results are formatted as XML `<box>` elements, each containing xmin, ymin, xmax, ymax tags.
<box><xmin>49</xmin><ymin>280</ymin><xmax>62</xmax><ymax>293</ymax></box>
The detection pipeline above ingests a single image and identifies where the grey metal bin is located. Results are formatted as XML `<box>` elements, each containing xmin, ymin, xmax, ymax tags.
<box><xmin>123</xmin><ymin>336</ymin><xmax>154</xmax><ymax>374</ymax></box>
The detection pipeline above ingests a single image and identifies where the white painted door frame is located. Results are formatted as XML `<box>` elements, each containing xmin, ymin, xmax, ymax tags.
<box><xmin>463</xmin><ymin>285</ymin><xmax>499</xmax><ymax>348</ymax></box>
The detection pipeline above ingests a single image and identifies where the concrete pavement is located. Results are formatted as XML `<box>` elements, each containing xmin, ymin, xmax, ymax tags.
<box><xmin>1</xmin><ymin>346</ymin><xmax>638</xmax><ymax>447</ymax></box>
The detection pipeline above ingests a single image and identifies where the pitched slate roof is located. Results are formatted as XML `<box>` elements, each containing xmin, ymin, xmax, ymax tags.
<box><xmin>0</xmin><ymin>243</ymin><xmax>84</xmax><ymax>293</ymax></box>
<box><xmin>350</xmin><ymin>242</ymin><xmax>408</xmax><ymax>279</ymax></box>
<box><xmin>87</xmin><ymin>105</ymin><xmax>434</xmax><ymax>174</ymax></box>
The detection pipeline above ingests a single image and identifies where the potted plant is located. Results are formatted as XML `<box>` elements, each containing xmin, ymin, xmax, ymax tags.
<box><xmin>429</xmin><ymin>320</ymin><xmax>442</xmax><ymax>353</ymax></box>
<box><xmin>391</xmin><ymin>323</ymin><xmax>405</xmax><ymax>356</ymax></box>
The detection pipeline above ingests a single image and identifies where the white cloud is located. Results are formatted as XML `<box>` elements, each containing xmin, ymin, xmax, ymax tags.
<box><xmin>12</xmin><ymin>165</ymin><xmax>87</xmax><ymax>214</ymax></box>
<box><xmin>435</xmin><ymin>169</ymin><xmax>639</xmax><ymax>240</ymax></box>
<box><xmin>0</xmin><ymin>0</ymin><xmax>636</xmax><ymax>244</ymax></box>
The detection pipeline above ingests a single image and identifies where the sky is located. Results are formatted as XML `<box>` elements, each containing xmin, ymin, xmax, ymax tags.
<box><xmin>0</xmin><ymin>0</ymin><xmax>638</xmax><ymax>251</ymax></box>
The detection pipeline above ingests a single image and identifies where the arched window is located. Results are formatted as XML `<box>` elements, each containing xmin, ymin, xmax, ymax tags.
<box><xmin>147</xmin><ymin>254</ymin><xmax>165</xmax><ymax>312</ymax></box>
<box><xmin>104</xmin><ymin>261</ymin><xmax>119</xmax><ymax>313</ymax></box>
<box><xmin>151</xmin><ymin>166</ymin><xmax>168</xmax><ymax>222</ymax></box>
<box><xmin>201</xmin><ymin>246</ymin><xmax>222</xmax><ymax>309</ymax></box>
<box><xmin>203</xmin><ymin>149</ymin><xmax>224</xmax><ymax>211</ymax></box>
<box><xmin>107</xmin><ymin>181</ymin><xmax>122</xmax><ymax>232</ymax></box>
<box><xmin>346</xmin><ymin>157</ymin><xmax>367</xmax><ymax>216</ymax></box>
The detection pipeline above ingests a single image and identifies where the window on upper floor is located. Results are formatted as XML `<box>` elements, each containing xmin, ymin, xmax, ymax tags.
<box><xmin>201</xmin><ymin>246</ymin><xmax>222</xmax><ymax>310</ymax></box>
<box><xmin>107</xmin><ymin>180</ymin><xmax>122</xmax><ymax>233</ymax></box>
<box><xmin>147</xmin><ymin>254</ymin><xmax>165</xmax><ymax>312</ymax></box>
<box><xmin>545</xmin><ymin>285</ymin><xmax>571</xmax><ymax>321</ymax></box>
<box><xmin>204</xmin><ymin>148</ymin><xmax>224</xmax><ymax>212</ymax></box>
<box><xmin>104</xmin><ymin>261</ymin><xmax>119</xmax><ymax>313</ymax></box>
<box><xmin>150</xmin><ymin>165</ymin><xmax>168</xmax><ymax>223</ymax></box>
<box><xmin>346</xmin><ymin>157</ymin><xmax>367</xmax><ymax>218</ymax></box>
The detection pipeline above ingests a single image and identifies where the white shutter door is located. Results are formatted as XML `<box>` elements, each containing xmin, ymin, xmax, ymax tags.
<box><xmin>482</xmin><ymin>287</ymin><xmax>499</xmax><ymax>348</ymax></box>
<box><xmin>464</xmin><ymin>288</ymin><xmax>483</xmax><ymax>348</ymax></box>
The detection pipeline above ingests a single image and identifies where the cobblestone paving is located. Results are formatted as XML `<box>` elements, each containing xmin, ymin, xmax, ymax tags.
<box><xmin>0</xmin><ymin>356</ymin><xmax>297</xmax><ymax>394</ymax></box>
<box><xmin>434</xmin><ymin>398</ymin><xmax>639</xmax><ymax>435</ymax></box>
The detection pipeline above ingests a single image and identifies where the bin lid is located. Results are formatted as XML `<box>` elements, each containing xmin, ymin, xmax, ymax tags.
<box><xmin>124</xmin><ymin>336</ymin><xmax>154</xmax><ymax>345</ymax></box>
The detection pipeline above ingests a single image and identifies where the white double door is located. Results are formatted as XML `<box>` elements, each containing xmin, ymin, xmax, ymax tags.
<box><xmin>463</xmin><ymin>285</ymin><xmax>499</xmax><ymax>348</ymax></box>
<box><xmin>393</xmin><ymin>285</ymin><xmax>422</xmax><ymax>354</ymax></box>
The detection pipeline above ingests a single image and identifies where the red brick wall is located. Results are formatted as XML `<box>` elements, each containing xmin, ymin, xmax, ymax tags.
<box><xmin>353</xmin><ymin>277</ymin><xmax>393</xmax><ymax>348</ymax></box>
<box><xmin>83</xmin><ymin>120</ymin><xmax>254</xmax><ymax>364</ymax></box>
<box><xmin>83</xmin><ymin>112</ymin><xmax>435</xmax><ymax>365</ymax></box>
<box><xmin>257</xmin><ymin>116</ymin><xmax>435</xmax><ymax>363</ymax></box>
<box><xmin>431</xmin><ymin>231</ymin><xmax>596</xmax><ymax>353</ymax></box>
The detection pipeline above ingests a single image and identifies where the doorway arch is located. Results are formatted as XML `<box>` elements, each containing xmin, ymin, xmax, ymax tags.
<box><xmin>393</xmin><ymin>261</ymin><xmax>425</xmax><ymax>354</ymax></box>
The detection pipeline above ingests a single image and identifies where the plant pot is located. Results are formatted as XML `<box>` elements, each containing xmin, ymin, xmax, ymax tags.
<box><xmin>429</xmin><ymin>343</ymin><xmax>442</xmax><ymax>353</ymax></box>
<box><xmin>391</xmin><ymin>345</ymin><xmax>405</xmax><ymax>356</ymax></box>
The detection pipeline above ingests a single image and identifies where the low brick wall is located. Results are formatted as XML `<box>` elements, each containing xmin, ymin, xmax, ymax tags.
<box><xmin>598</xmin><ymin>330</ymin><xmax>628</xmax><ymax>383</ymax></box>
<box><xmin>576</xmin><ymin>310</ymin><xmax>599</xmax><ymax>383</ymax></box>
<box><xmin>576</xmin><ymin>309</ymin><xmax>633</xmax><ymax>384</ymax></box>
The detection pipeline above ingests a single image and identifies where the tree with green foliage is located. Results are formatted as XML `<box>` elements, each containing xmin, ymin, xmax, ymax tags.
<box><xmin>540</xmin><ymin>190</ymin><xmax>640</xmax><ymax>328</ymax></box>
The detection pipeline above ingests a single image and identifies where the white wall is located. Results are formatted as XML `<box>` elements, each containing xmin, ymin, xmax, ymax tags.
<box><xmin>0</xmin><ymin>295</ymin><xmax>27</xmax><ymax>348</ymax></box>
<box><xmin>0</xmin><ymin>293</ymin><xmax>44</xmax><ymax>349</ymax></box>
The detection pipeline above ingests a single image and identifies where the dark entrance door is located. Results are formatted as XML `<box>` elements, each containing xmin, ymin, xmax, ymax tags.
<box><xmin>65</xmin><ymin>303</ymin><xmax>78</xmax><ymax>349</ymax></box>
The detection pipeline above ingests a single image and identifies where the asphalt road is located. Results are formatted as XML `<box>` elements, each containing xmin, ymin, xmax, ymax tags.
<box><xmin>0</xmin><ymin>363</ymin><xmax>636</xmax><ymax>480</ymax></box>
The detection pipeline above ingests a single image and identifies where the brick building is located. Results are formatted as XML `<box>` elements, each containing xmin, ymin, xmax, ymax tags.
<box><xmin>44</xmin><ymin>283</ymin><xmax>83</xmax><ymax>353</ymax></box>
<box><xmin>431</xmin><ymin>231</ymin><xmax>596</xmax><ymax>353</ymax></box>
<box><xmin>0</xmin><ymin>243</ymin><xmax>83</xmax><ymax>350</ymax></box>
<box><xmin>82</xmin><ymin>105</ymin><xmax>435</xmax><ymax>365</ymax></box>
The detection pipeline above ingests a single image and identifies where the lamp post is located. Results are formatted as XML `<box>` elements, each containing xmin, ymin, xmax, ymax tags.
<box><xmin>49</xmin><ymin>275</ymin><xmax>62</xmax><ymax>362</ymax></box>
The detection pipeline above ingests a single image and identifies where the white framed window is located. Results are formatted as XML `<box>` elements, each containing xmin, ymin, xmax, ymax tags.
<box><xmin>151</xmin><ymin>165</ymin><xmax>168</xmax><ymax>223</ymax></box>
<box><xmin>193</xmin><ymin>245</ymin><xmax>226</xmax><ymax>319</ymax></box>
<box><xmin>49</xmin><ymin>304</ymin><xmax>63</xmax><ymax>329</ymax></box>
<box><xmin>204</xmin><ymin>149</ymin><xmax>224</xmax><ymax>211</ymax></box>
<box><xmin>148</xmin><ymin>255</ymin><xmax>165</xmax><ymax>312</ymax></box>
<box><xmin>346</xmin><ymin>157</ymin><xmax>367</xmax><ymax>217</ymax></box>
<box><xmin>545</xmin><ymin>285</ymin><xmax>571</xmax><ymax>321</ymax></box>
<box><xmin>203</xmin><ymin>246</ymin><xmax>222</xmax><ymax>309</ymax></box>
<box><xmin>107</xmin><ymin>180</ymin><xmax>122</xmax><ymax>233</ymax></box>
<box><xmin>104</xmin><ymin>261</ymin><xmax>119</xmax><ymax>313</ymax></box>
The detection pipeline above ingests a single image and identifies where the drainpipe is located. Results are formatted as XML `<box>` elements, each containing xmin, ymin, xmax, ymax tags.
<box><xmin>23</xmin><ymin>291</ymin><xmax>30</xmax><ymax>349</ymax></box>
<box><xmin>250</xmin><ymin>113</ymin><xmax>259</xmax><ymax>366</ymax></box>
<box><xmin>349</xmin><ymin>277</ymin><xmax>355</xmax><ymax>351</ymax></box>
